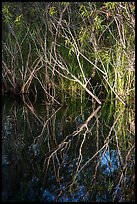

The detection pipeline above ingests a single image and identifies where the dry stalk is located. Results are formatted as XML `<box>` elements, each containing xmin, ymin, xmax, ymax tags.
<box><xmin>43</xmin><ymin>105</ymin><xmax>101</xmax><ymax>185</ymax></box>
<box><xmin>113</xmin><ymin>144</ymin><xmax>135</xmax><ymax>201</ymax></box>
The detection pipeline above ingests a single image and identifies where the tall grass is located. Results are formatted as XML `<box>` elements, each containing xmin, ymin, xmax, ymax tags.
<box><xmin>2</xmin><ymin>2</ymin><xmax>135</xmax><ymax>106</ymax></box>
<box><xmin>2</xmin><ymin>3</ymin><xmax>135</xmax><ymax>201</ymax></box>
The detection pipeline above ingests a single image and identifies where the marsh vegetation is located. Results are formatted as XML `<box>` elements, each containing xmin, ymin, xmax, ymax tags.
<box><xmin>2</xmin><ymin>2</ymin><xmax>135</xmax><ymax>202</ymax></box>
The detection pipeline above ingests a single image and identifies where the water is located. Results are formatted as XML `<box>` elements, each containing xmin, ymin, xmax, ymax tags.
<box><xmin>2</xmin><ymin>95</ymin><xmax>135</xmax><ymax>202</ymax></box>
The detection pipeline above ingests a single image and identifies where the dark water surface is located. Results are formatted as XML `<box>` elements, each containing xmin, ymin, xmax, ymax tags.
<box><xmin>2</xmin><ymin>95</ymin><xmax>135</xmax><ymax>202</ymax></box>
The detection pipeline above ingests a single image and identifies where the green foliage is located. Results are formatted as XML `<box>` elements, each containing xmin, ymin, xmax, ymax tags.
<box><xmin>104</xmin><ymin>2</ymin><xmax>117</xmax><ymax>11</ymax></box>
<box><xmin>14</xmin><ymin>14</ymin><xmax>22</xmax><ymax>23</ymax></box>
<box><xmin>79</xmin><ymin>5</ymin><xmax>90</xmax><ymax>18</ymax></box>
<box><xmin>14</xmin><ymin>14</ymin><xmax>23</xmax><ymax>27</ymax></box>
<box><xmin>64</xmin><ymin>37</ymin><xmax>75</xmax><ymax>57</ymax></box>
<box><xmin>78</xmin><ymin>27</ymin><xmax>90</xmax><ymax>49</ymax></box>
<box><xmin>49</xmin><ymin>6</ymin><xmax>57</xmax><ymax>16</ymax></box>
<box><xmin>59</xmin><ymin>2</ymin><xmax>69</xmax><ymax>6</ymax></box>
<box><xmin>97</xmin><ymin>50</ymin><xmax>111</xmax><ymax>64</ymax></box>
<box><xmin>2</xmin><ymin>2</ymin><xmax>135</xmax><ymax>103</ymax></box>
<box><xmin>2</xmin><ymin>4</ymin><xmax>12</xmax><ymax>24</ymax></box>
<box><xmin>94</xmin><ymin>15</ymin><xmax>104</xmax><ymax>31</ymax></box>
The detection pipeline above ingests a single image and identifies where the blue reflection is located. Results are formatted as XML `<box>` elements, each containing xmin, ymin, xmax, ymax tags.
<box><xmin>100</xmin><ymin>147</ymin><xmax>120</xmax><ymax>175</ymax></box>
<box><xmin>41</xmin><ymin>189</ymin><xmax>56</xmax><ymax>202</ymax></box>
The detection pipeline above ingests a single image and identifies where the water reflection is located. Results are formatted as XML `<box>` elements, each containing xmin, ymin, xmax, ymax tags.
<box><xmin>2</xmin><ymin>96</ymin><xmax>135</xmax><ymax>202</ymax></box>
<box><xmin>99</xmin><ymin>147</ymin><xmax>120</xmax><ymax>175</ymax></box>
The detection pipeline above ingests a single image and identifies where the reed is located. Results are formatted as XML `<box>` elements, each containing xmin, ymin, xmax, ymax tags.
<box><xmin>2</xmin><ymin>2</ymin><xmax>135</xmax><ymax>106</ymax></box>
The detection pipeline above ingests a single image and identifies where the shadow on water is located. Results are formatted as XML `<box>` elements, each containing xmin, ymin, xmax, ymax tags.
<box><xmin>2</xmin><ymin>95</ymin><xmax>135</xmax><ymax>202</ymax></box>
